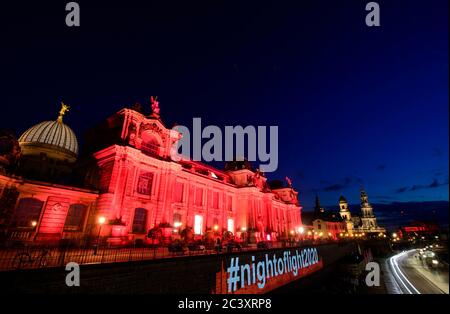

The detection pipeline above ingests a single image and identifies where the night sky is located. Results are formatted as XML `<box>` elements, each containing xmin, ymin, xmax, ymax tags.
<box><xmin>2</xmin><ymin>0</ymin><xmax>448</xmax><ymax>209</ymax></box>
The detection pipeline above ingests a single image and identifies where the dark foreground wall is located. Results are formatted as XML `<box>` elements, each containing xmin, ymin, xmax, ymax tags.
<box><xmin>0</xmin><ymin>242</ymin><xmax>357</xmax><ymax>294</ymax></box>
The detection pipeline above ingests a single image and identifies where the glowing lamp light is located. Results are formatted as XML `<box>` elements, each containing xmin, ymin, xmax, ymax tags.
<box><xmin>392</xmin><ymin>233</ymin><xmax>398</xmax><ymax>238</ymax></box>
<box><xmin>174</xmin><ymin>222</ymin><xmax>182</xmax><ymax>228</ymax></box>
<box><xmin>432</xmin><ymin>259</ymin><xmax>439</xmax><ymax>265</ymax></box>
<box><xmin>328</xmin><ymin>232</ymin><xmax>332</xmax><ymax>237</ymax></box>
<box><xmin>31</xmin><ymin>221</ymin><xmax>37</xmax><ymax>227</ymax></box>
<box><xmin>98</xmin><ymin>216</ymin><xmax>106</xmax><ymax>225</ymax></box>
<box><xmin>307</xmin><ymin>231</ymin><xmax>312</xmax><ymax>236</ymax></box>
<box><xmin>319</xmin><ymin>232</ymin><xmax>323</xmax><ymax>237</ymax></box>
<box><xmin>290</xmin><ymin>230</ymin><xmax>295</xmax><ymax>235</ymax></box>
<box><xmin>213</xmin><ymin>225</ymin><xmax>219</xmax><ymax>231</ymax></box>
<box><xmin>241</xmin><ymin>227</ymin><xmax>247</xmax><ymax>232</ymax></box>
<box><xmin>266</xmin><ymin>234</ymin><xmax>271</xmax><ymax>241</ymax></box>
<box><xmin>339</xmin><ymin>233</ymin><xmax>343</xmax><ymax>237</ymax></box>
<box><xmin>298</xmin><ymin>227</ymin><xmax>305</xmax><ymax>234</ymax></box>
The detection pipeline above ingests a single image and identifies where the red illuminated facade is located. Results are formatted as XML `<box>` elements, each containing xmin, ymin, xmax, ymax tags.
<box><xmin>0</xmin><ymin>104</ymin><xmax>302</xmax><ymax>245</ymax></box>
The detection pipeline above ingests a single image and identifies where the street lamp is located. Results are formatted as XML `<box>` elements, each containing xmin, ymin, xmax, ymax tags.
<box><xmin>94</xmin><ymin>216</ymin><xmax>106</xmax><ymax>255</ymax></box>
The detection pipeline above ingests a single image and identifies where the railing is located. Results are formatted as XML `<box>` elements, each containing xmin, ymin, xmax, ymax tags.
<box><xmin>0</xmin><ymin>239</ymin><xmax>350</xmax><ymax>271</ymax></box>
<box><xmin>0</xmin><ymin>245</ymin><xmax>251</xmax><ymax>271</ymax></box>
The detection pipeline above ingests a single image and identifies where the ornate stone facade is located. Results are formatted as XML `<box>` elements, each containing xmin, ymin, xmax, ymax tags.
<box><xmin>0</xmin><ymin>105</ymin><xmax>303</xmax><ymax>245</ymax></box>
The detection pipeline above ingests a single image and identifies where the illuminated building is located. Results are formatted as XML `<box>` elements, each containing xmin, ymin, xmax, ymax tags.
<box><xmin>0</xmin><ymin>101</ymin><xmax>302</xmax><ymax>245</ymax></box>
<box><xmin>350</xmin><ymin>189</ymin><xmax>386</xmax><ymax>234</ymax></box>
<box><xmin>302</xmin><ymin>195</ymin><xmax>346</xmax><ymax>240</ymax></box>
<box><xmin>302</xmin><ymin>191</ymin><xmax>386</xmax><ymax>239</ymax></box>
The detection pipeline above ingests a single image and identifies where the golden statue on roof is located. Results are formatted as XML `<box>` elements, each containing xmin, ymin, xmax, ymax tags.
<box><xmin>57</xmin><ymin>102</ymin><xmax>70</xmax><ymax>123</ymax></box>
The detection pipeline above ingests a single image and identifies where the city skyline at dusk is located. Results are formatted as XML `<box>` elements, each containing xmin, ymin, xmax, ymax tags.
<box><xmin>0</xmin><ymin>0</ymin><xmax>448</xmax><ymax>299</ymax></box>
<box><xmin>2</xmin><ymin>1</ymin><xmax>448</xmax><ymax>208</ymax></box>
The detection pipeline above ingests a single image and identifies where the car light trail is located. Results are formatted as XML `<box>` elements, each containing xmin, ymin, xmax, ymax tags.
<box><xmin>389</xmin><ymin>250</ymin><xmax>421</xmax><ymax>294</ymax></box>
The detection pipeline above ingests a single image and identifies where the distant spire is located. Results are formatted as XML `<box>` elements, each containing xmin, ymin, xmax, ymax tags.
<box><xmin>57</xmin><ymin>102</ymin><xmax>70</xmax><ymax>123</ymax></box>
<box><xmin>315</xmin><ymin>194</ymin><xmax>320</xmax><ymax>210</ymax></box>
<box><xmin>314</xmin><ymin>194</ymin><xmax>324</xmax><ymax>214</ymax></box>
<box><xmin>360</xmin><ymin>187</ymin><xmax>370</xmax><ymax>206</ymax></box>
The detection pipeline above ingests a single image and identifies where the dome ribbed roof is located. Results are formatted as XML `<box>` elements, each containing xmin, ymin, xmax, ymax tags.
<box><xmin>339</xmin><ymin>195</ymin><xmax>347</xmax><ymax>203</ymax></box>
<box><xmin>19</xmin><ymin>120</ymin><xmax>78</xmax><ymax>155</ymax></box>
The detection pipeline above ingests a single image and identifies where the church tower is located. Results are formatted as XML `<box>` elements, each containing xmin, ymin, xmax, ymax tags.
<box><xmin>314</xmin><ymin>194</ymin><xmax>324</xmax><ymax>215</ymax></box>
<box><xmin>360</xmin><ymin>188</ymin><xmax>378</xmax><ymax>230</ymax></box>
<box><xmin>339</xmin><ymin>195</ymin><xmax>353</xmax><ymax>233</ymax></box>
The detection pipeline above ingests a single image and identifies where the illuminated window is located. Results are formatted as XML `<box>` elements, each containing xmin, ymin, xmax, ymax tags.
<box><xmin>64</xmin><ymin>204</ymin><xmax>87</xmax><ymax>231</ymax></box>
<box><xmin>12</xmin><ymin>198</ymin><xmax>43</xmax><ymax>227</ymax></box>
<box><xmin>173</xmin><ymin>213</ymin><xmax>182</xmax><ymax>227</ymax></box>
<box><xmin>194</xmin><ymin>215</ymin><xmax>203</xmax><ymax>235</ymax></box>
<box><xmin>137</xmin><ymin>172</ymin><xmax>154</xmax><ymax>195</ymax></box>
<box><xmin>132</xmin><ymin>208</ymin><xmax>148</xmax><ymax>233</ymax></box>
<box><xmin>173</xmin><ymin>181</ymin><xmax>184</xmax><ymax>203</ymax></box>
<box><xmin>227</xmin><ymin>218</ymin><xmax>234</xmax><ymax>233</ymax></box>
<box><xmin>195</xmin><ymin>187</ymin><xmax>203</xmax><ymax>206</ymax></box>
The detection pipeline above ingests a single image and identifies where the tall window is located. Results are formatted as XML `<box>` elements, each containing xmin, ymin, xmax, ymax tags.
<box><xmin>173</xmin><ymin>213</ymin><xmax>182</xmax><ymax>225</ymax></box>
<box><xmin>132</xmin><ymin>208</ymin><xmax>148</xmax><ymax>233</ymax></box>
<box><xmin>227</xmin><ymin>218</ymin><xmax>234</xmax><ymax>233</ymax></box>
<box><xmin>64</xmin><ymin>204</ymin><xmax>87</xmax><ymax>231</ymax></box>
<box><xmin>173</xmin><ymin>181</ymin><xmax>184</xmax><ymax>203</ymax></box>
<box><xmin>12</xmin><ymin>198</ymin><xmax>43</xmax><ymax>227</ymax></box>
<box><xmin>137</xmin><ymin>172</ymin><xmax>154</xmax><ymax>195</ymax></box>
<box><xmin>194</xmin><ymin>215</ymin><xmax>203</xmax><ymax>235</ymax></box>
<box><xmin>227</xmin><ymin>195</ymin><xmax>233</xmax><ymax>211</ymax></box>
<box><xmin>212</xmin><ymin>191</ymin><xmax>219</xmax><ymax>209</ymax></box>
<box><xmin>195</xmin><ymin>187</ymin><xmax>203</xmax><ymax>206</ymax></box>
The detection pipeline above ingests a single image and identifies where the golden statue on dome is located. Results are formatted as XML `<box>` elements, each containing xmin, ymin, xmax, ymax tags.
<box><xmin>57</xmin><ymin>102</ymin><xmax>70</xmax><ymax>123</ymax></box>
<box><xmin>150</xmin><ymin>96</ymin><xmax>160</xmax><ymax>117</ymax></box>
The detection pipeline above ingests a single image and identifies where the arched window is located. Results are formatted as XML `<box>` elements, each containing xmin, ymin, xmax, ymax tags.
<box><xmin>12</xmin><ymin>198</ymin><xmax>43</xmax><ymax>227</ymax></box>
<box><xmin>132</xmin><ymin>208</ymin><xmax>148</xmax><ymax>233</ymax></box>
<box><xmin>64</xmin><ymin>204</ymin><xmax>87</xmax><ymax>231</ymax></box>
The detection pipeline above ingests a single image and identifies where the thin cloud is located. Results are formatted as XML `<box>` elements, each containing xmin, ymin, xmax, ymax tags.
<box><xmin>396</xmin><ymin>178</ymin><xmax>449</xmax><ymax>193</ymax></box>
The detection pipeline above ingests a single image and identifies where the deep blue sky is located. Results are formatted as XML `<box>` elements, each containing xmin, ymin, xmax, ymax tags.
<box><xmin>1</xmin><ymin>0</ymin><xmax>448</xmax><ymax>209</ymax></box>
